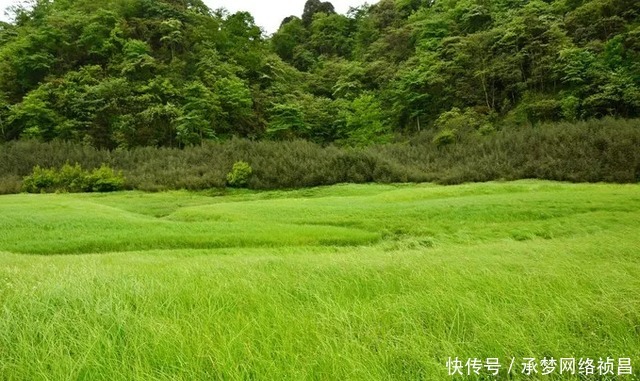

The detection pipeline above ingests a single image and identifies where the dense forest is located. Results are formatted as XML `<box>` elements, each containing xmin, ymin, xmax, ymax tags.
<box><xmin>0</xmin><ymin>0</ymin><xmax>638</xmax><ymax>149</ymax></box>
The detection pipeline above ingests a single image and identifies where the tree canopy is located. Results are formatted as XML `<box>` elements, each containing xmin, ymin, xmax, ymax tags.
<box><xmin>0</xmin><ymin>0</ymin><xmax>638</xmax><ymax>148</ymax></box>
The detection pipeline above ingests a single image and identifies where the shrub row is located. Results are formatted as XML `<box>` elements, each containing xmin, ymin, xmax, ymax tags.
<box><xmin>0</xmin><ymin>118</ymin><xmax>638</xmax><ymax>194</ymax></box>
<box><xmin>22</xmin><ymin>164</ymin><xmax>125</xmax><ymax>193</ymax></box>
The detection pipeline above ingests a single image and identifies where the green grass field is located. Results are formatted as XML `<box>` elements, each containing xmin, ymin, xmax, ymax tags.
<box><xmin>0</xmin><ymin>181</ymin><xmax>639</xmax><ymax>380</ymax></box>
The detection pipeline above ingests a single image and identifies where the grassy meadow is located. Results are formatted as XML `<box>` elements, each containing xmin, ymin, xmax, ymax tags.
<box><xmin>0</xmin><ymin>180</ymin><xmax>639</xmax><ymax>380</ymax></box>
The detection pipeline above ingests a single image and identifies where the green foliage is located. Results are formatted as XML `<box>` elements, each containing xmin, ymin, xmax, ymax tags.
<box><xmin>272</xmin><ymin>17</ymin><xmax>308</xmax><ymax>65</ymax></box>
<box><xmin>432</xmin><ymin>129</ymin><xmax>458</xmax><ymax>148</ymax></box>
<box><xmin>57</xmin><ymin>163</ymin><xmax>88</xmax><ymax>192</ymax></box>
<box><xmin>0</xmin><ymin>0</ymin><xmax>274</xmax><ymax>147</ymax></box>
<box><xmin>22</xmin><ymin>163</ymin><xmax>125</xmax><ymax>193</ymax></box>
<box><xmin>342</xmin><ymin>93</ymin><xmax>392</xmax><ymax>147</ymax></box>
<box><xmin>22</xmin><ymin>166</ymin><xmax>57</xmax><ymax>193</ymax></box>
<box><xmin>308</xmin><ymin>13</ymin><xmax>354</xmax><ymax>58</ymax></box>
<box><xmin>434</xmin><ymin>108</ymin><xmax>487</xmax><ymax>133</ymax></box>
<box><xmin>226</xmin><ymin>161</ymin><xmax>253</xmax><ymax>188</ymax></box>
<box><xmin>560</xmin><ymin>95</ymin><xmax>581</xmax><ymax>121</ymax></box>
<box><xmin>302</xmin><ymin>0</ymin><xmax>336</xmax><ymax>26</ymax></box>
<box><xmin>267</xmin><ymin>102</ymin><xmax>307</xmax><ymax>140</ymax></box>
<box><xmin>0</xmin><ymin>0</ymin><xmax>638</xmax><ymax>147</ymax></box>
<box><xmin>175</xmin><ymin>81</ymin><xmax>219</xmax><ymax>145</ymax></box>
<box><xmin>2</xmin><ymin>118</ymin><xmax>638</xmax><ymax>194</ymax></box>
<box><xmin>86</xmin><ymin>165</ymin><xmax>126</xmax><ymax>192</ymax></box>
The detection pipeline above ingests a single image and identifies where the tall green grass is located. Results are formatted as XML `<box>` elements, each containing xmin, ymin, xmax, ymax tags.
<box><xmin>0</xmin><ymin>181</ymin><xmax>639</xmax><ymax>380</ymax></box>
<box><xmin>1</xmin><ymin>118</ymin><xmax>638</xmax><ymax>194</ymax></box>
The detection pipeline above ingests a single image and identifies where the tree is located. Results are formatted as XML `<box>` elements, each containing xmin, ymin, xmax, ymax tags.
<box><xmin>160</xmin><ymin>18</ymin><xmax>184</xmax><ymax>60</ymax></box>
<box><xmin>302</xmin><ymin>0</ymin><xmax>336</xmax><ymax>26</ymax></box>
<box><xmin>342</xmin><ymin>93</ymin><xmax>392</xmax><ymax>147</ymax></box>
<box><xmin>309</xmin><ymin>13</ymin><xmax>355</xmax><ymax>58</ymax></box>
<box><xmin>267</xmin><ymin>100</ymin><xmax>307</xmax><ymax>140</ymax></box>
<box><xmin>175</xmin><ymin>81</ymin><xmax>220</xmax><ymax>145</ymax></box>
<box><xmin>271</xmin><ymin>17</ymin><xmax>308</xmax><ymax>64</ymax></box>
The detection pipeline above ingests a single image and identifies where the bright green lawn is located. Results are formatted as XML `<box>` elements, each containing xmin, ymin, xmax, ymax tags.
<box><xmin>0</xmin><ymin>181</ymin><xmax>639</xmax><ymax>380</ymax></box>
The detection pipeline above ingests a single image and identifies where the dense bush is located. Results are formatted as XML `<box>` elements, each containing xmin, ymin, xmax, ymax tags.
<box><xmin>0</xmin><ymin>118</ymin><xmax>638</xmax><ymax>194</ymax></box>
<box><xmin>86</xmin><ymin>165</ymin><xmax>126</xmax><ymax>192</ymax></box>
<box><xmin>21</xmin><ymin>163</ymin><xmax>125</xmax><ymax>193</ymax></box>
<box><xmin>22</xmin><ymin>166</ymin><xmax>57</xmax><ymax>193</ymax></box>
<box><xmin>432</xmin><ymin>129</ymin><xmax>458</xmax><ymax>148</ymax></box>
<box><xmin>226</xmin><ymin>161</ymin><xmax>253</xmax><ymax>188</ymax></box>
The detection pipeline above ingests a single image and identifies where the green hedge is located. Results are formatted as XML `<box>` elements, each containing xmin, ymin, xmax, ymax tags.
<box><xmin>0</xmin><ymin>118</ymin><xmax>638</xmax><ymax>194</ymax></box>
<box><xmin>22</xmin><ymin>164</ymin><xmax>125</xmax><ymax>193</ymax></box>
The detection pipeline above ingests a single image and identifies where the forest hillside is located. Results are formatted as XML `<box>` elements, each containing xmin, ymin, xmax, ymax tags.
<box><xmin>0</xmin><ymin>0</ymin><xmax>637</xmax><ymax>149</ymax></box>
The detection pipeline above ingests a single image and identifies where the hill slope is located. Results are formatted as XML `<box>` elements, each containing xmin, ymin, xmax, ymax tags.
<box><xmin>0</xmin><ymin>0</ymin><xmax>638</xmax><ymax>148</ymax></box>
